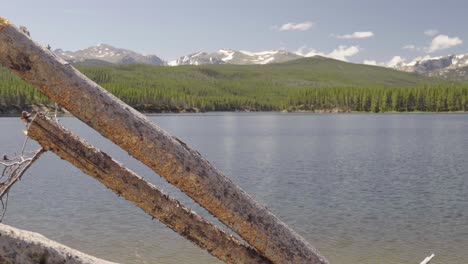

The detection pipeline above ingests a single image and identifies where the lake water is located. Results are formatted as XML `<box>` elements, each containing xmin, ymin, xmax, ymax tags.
<box><xmin>1</xmin><ymin>113</ymin><xmax>467</xmax><ymax>264</ymax></box>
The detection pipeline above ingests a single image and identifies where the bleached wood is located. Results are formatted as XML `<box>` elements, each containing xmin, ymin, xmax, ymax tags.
<box><xmin>0</xmin><ymin>223</ymin><xmax>116</xmax><ymax>264</ymax></box>
<box><xmin>0</xmin><ymin>19</ymin><xmax>328</xmax><ymax>264</ymax></box>
<box><xmin>420</xmin><ymin>253</ymin><xmax>435</xmax><ymax>264</ymax></box>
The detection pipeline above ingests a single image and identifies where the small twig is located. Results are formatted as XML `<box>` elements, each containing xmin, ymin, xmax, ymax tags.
<box><xmin>0</xmin><ymin>193</ymin><xmax>8</xmax><ymax>222</ymax></box>
<box><xmin>20</xmin><ymin>136</ymin><xmax>29</xmax><ymax>157</ymax></box>
<box><xmin>54</xmin><ymin>102</ymin><xmax>59</xmax><ymax>122</ymax></box>
<box><xmin>20</xmin><ymin>112</ymin><xmax>42</xmax><ymax>156</ymax></box>
<box><xmin>0</xmin><ymin>148</ymin><xmax>45</xmax><ymax>199</ymax></box>
<box><xmin>420</xmin><ymin>253</ymin><xmax>435</xmax><ymax>264</ymax></box>
<box><xmin>0</xmin><ymin>159</ymin><xmax>30</xmax><ymax>167</ymax></box>
<box><xmin>0</xmin><ymin>112</ymin><xmax>45</xmax><ymax>222</ymax></box>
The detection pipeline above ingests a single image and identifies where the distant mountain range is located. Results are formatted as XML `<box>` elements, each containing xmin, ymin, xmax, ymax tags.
<box><xmin>55</xmin><ymin>44</ymin><xmax>468</xmax><ymax>81</ymax></box>
<box><xmin>389</xmin><ymin>54</ymin><xmax>468</xmax><ymax>81</ymax></box>
<box><xmin>55</xmin><ymin>44</ymin><xmax>165</xmax><ymax>65</ymax></box>
<box><xmin>168</xmin><ymin>49</ymin><xmax>302</xmax><ymax>66</ymax></box>
<box><xmin>55</xmin><ymin>44</ymin><xmax>302</xmax><ymax>66</ymax></box>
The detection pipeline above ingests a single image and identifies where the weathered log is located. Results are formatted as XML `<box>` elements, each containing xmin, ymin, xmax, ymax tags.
<box><xmin>27</xmin><ymin>113</ymin><xmax>270</xmax><ymax>264</ymax></box>
<box><xmin>0</xmin><ymin>18</ymin><xmax>328</xmax><ymax>264</ymax></box>
<box><xmin>0</xmin><ymin>223</ymin><xmax>116</xmax><ymax>264</ymax></box>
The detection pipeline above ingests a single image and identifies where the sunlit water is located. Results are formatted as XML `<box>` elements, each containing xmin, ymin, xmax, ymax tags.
<box><xmin>1</xmin><ymin>113</ymin><xmax>467</xmax><ymax>264</ymax></box>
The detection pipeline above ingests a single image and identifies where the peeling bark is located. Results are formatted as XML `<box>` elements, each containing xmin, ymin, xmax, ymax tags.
<box><xmin>0</xmin><ymin>19</ymin><xmax>328</xmax><ymax>264</ymax></box>
<box><xmin>0</xmin><ymin>223</ymin><xmax>117</xmax><ymax>264</ymax></box>
<box><xmin>27</xmin><ymin>113</ymin><xmax>270</xmax><ymax>264</ymax></box>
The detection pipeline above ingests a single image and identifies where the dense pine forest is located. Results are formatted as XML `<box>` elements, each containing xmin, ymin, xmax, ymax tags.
<box><xmin>1</xmin><ymin>57</ymin><xmax>468</xmax><ymax>113</ymax></box>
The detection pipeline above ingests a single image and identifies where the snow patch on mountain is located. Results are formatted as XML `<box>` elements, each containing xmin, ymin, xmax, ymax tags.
<box><xmin>55</xmin><ymin>44</ymin><xmax>165</xmax><ymax>65</ymax></box>
<box><xmin>170</xmin><ymin>49</ymin><xmax>301</xmax><ymax>66</ymax></box>
<box><xmin>389</xmin><ymin>53</ymin><xmax>468</xmax><ymax>80</ymax></box>
<box><xmin>219</xmin><ymin>49</ymin><xmax>235</xmax><ymax>62</ymax></box>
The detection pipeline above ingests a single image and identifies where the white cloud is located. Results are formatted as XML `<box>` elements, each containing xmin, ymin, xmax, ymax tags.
<box><xmin>386</xmin><ymin>56</ymin><xmax>406</xmax><ymax>67</ymax></box>
<box><xmin>363</xmin><ymin>60</ymin><xmax>377</xmax><ymax>65</ymax></box>
<box><xmin>328</xmin><ymin>46</ymin><xmax>361</xmax><ymax>61</ymax></box>
<box><xmin>424</xmin><ymin>29</ymin><xmax>438</xmax><ymax>37</ymax></box>
<box><xmin>295</xmin><ymin>46</ymin><xmax>320</xmax><ymax>57</ymax></box>
<box><xmin>406</xmin><ymin>55</ymin><xmax>435</xmax><ymax>66</ymax></box>
<box><xmin>403</xmin><ymin>34</ymin><xmax>462</xmax><ymax>53</ymax></box>
<box><xmin>273</xmin><ymin>21</ymin><xmax>314</xmax><ymax>31</ymax></box>
<box><xmin>402</xmin><ymin>44</ymin><xmax>425</xmax><ymax>52</ymax></box>
<box><xmin>360</xmin><ymin>56</ymin><xmax>405</xmax><ymax>67</ymax></box>
<box><xmin>335</xmin><ymin>31</ymin><xmax>374</xmax><ymax>39</ymax></box>
<box><xmin>364</xmin><ymin>55</ymin><xmax>444</xmax><ymax>68</ymax></box>
<box><xmin>413</xmin><ymin>55</ymin><xmax>435</xmax><ymax>61</ymax></box>
<box><xmin>402</xmin><ymin>44</ymin><xmax>416</xmax><ymax>50</ymax></box>
<box><xmin>426</xmin><ymin>34</ymin><xmax>463</xmax><ymax>53</ymax></box>
<box><xmin>295</xmin><ymin>45</ymin><xmax>361</xmax><ymax>61</ymax></box>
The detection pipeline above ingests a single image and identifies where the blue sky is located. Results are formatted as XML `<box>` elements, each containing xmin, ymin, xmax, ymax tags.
<box><xmin>3</xmin><ymin>0</ymin><xmax>468</xmax><ymax>64</ymax></box>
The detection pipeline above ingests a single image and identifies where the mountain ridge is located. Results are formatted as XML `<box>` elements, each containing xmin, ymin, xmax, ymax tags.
<box><xmin>55</xmin><ymin>44</ymin><xmax>166</xmax><ymax>65</ymax></box>
<box><xmin>168</xmin><ymin>49</ymin><xmax>302</xmax><ymax>66</ymax></box>
<box><xmin>390</xmin><ymin>53</ymin><xmax>468</xmax><ymax>81</ymax></box>
<box><xmin>54</xmin><ymin>44</ymin><xmax>468</xmax><ymax>81</ymax></box>
<box><xmin>55</xmin><ymin>44</ymin><xmax>304</xmax><ymax>66</ymax></box>
<box><xmin>2</xmin><ymin>55</ymin><xmax>466</xmax><ymax>115</ymax></box>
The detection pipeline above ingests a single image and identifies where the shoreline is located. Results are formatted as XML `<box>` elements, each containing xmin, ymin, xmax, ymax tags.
<box><xmin>0</xmin><ymin>105</ymin><xmax>467</xmax><ymax>117</ymax></box>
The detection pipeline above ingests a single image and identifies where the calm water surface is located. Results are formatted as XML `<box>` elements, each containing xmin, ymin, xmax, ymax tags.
<box><xmin>1</xmin><ymin>113</ymin><xmax>467</xmax><ymax>264</ymax></box>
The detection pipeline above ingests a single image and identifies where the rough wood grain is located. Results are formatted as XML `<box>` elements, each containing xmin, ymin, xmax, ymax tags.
<box><xmin>0</xmin><ymin>223</ymin><xmax>117</xmax><ymax>264</ymax></box>
<box><xmin>27</xmin><ymin>113</ymin><xmax>270</xmax><ymax>264</ymax></box>
<box><xmin>0</xmin><ymin>19</ymin><xmax>328</xmax><ymax>264</ymax></box>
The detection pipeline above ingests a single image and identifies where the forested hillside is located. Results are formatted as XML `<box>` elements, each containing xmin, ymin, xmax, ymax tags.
<box><xmin>1</xmin><ymin>57</ymin><xmax>468</xmax><ymax>113</ymax></box>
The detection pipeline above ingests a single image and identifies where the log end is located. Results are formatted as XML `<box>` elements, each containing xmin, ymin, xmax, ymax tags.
<box><xmin>0</xmin><ymin>17</ymin><xmax>11</xmax><ymax>30</ymax></box>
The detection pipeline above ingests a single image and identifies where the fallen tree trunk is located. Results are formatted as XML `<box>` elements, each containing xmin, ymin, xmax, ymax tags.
<box><xmin>0</xmin><ymin>18</ymin><xmax>328</xmax><ymax>264</ymax></box>
<box><xmin>0</xmin><ymin>223</ymin><xmax>116</xmax><ymax>264</ymax></box>
<box><xmin>27</xmin><ymin>113</ymin><xmax>270</xmax><ymax>264</ymax></box>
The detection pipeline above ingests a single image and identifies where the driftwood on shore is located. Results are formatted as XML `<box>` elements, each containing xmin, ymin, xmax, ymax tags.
<box><xmin>0</xmin><ymin>17</ymin><xmax>328</xmax><ymax>263</ymax></box>
<box><xmin>27</xmin><ymin>113</ymin><xmax>269</xmax><ymax>264</ymax></box>
<box><xmin>0</xmin><ymin>223</ymin><xmax>116</xmax><ymax>264</ymax></box>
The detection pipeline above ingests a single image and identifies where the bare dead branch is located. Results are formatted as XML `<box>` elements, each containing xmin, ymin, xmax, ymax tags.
<box><xmin>0</xmin><ymin>149</ymin><xmax>44</xmax><ymax>197</ymax></box>
<box><xmin>0</xmin><ymin>148</ymin><xmax>44</xmax><ymax>221</ymax></box>
<box><xmin>0</xmin><ymin>111</ymin><xmax>45</xmax><ymax>221</ymax></box>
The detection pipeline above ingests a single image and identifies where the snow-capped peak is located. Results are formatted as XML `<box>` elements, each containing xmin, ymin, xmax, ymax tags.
<box><xmin>389</xmin><ymin>53</ymin><xmax>468</xmax><ymax>80</ymax></box>
<box><xmin>240</xmin><ymin>50</ymin><xmax>280</xmax><ymax>56</ymax></box>
<box><xmin>219</xmin><ymin>49</ymin><xmax>235</xmax><ymax>62</ymax></box>
<box><xmin>54</xmin><ymin>44</ymin><xmax>165</xmax><ymax>65</ymax></box>
<box><xmin>170</xmin><ymin>49</ymin><xmax>301</xmax><ymax>66</ymax></box>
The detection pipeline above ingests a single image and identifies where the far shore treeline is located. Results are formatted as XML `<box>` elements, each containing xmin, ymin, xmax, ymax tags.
<box><xmin>1</xmin><ymin>57</ymin><xmax>468</xmax><ymax>114</ymax></box>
